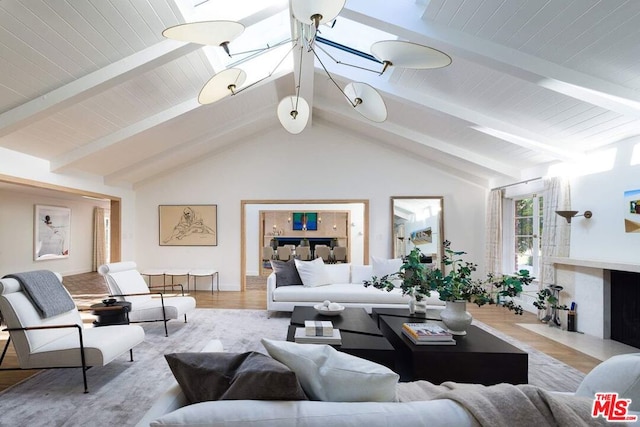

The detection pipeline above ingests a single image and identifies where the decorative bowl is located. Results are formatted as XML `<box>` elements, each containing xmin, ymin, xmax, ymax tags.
<box><xmin>102</xmin><ymin>298</ymin><xmax>117</xmax><ymax>306</ymax></box>
<box><xmin>313</xmin><ymin>303</ymin><xmax>345</xmax><ymax>316</ymax></box>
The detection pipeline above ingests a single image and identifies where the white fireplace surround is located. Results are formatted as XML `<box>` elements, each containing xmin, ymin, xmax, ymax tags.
<box><xmin>547</xmin><ymin>257</ymin><xmax>640</xmax><ymax>339</ymax></box>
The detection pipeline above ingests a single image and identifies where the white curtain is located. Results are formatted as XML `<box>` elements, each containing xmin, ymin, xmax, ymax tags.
<box><xmin>539</xmin><ymin>177</ymin><xmax>571</xmax><ymax>289</ymax></box>
<box><xmin>485</xmin><ymin>189</ymin><xmax>503</xmax><ymax>275</ymax></box>
<box><xmin>93</xmin><ymin>207</ymin><xmax>107</xmax><ymax>271</ymax></box>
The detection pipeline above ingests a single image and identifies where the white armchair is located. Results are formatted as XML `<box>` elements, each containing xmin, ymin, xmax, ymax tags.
<box><xmin>98</xmin><ymin>262</ymin><xmax>196</xmax><ymax>337</ymax></box>
<box><xmin>0</xmin><ymin>272</ymin><xmax>145</xmax><ymax>393</ymax></box>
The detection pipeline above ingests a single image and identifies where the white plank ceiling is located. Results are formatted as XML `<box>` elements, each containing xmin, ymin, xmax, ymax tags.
<box><xmin>1</xmin><ymin>0</ymin><xmax>639</xmax><ymax>188</ymax></box>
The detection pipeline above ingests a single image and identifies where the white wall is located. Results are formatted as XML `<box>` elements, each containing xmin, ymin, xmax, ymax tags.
<box><xmin>0</xmin><ymin>189</ymin><xmax>109</xmax><ymax>276</ymax></box>
<box><xmin>569</xmin><ymin>136</ymin><xmax>640</xmax><ymax>263</ymax></box>
<box><xmin>0</xmin><ymin>148</ymin><xmax>137</xmax><ymax>270</ymax></box>
<box><xmin>134</xmin><ymin>121</ymin><xmax>487</xmax><ymax>290</ymax></box>
<box><xmin>551</xmin><ymin>137</ymin><xmax>640</xmax><ymax>337</ymax></box>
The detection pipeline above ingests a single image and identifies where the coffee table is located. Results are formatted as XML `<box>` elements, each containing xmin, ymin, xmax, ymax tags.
<box><xmin>374</xmin><ymin>309</ymin><xmax>528</xmax><ymax>385</ymax></box>
<box><xmin>287</xmin><ymin>306</ymin><xmax>395</xmax><ymax>370</ymax></box>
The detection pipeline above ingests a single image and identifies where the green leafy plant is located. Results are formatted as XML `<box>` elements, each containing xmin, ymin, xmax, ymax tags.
<box><xmin>365</xmin><ymin>240</ymin><xmax>554</xmax><ymax>315</ymax></box>
<box><xmin>533</xmin><ymin>287</ymin><xmax>569</xmax><ymax>312</ymax></box>
<box><xmin>363</xmin><ymin>247</ymin><xmax>432</xmax><ymax>301</ymax></box>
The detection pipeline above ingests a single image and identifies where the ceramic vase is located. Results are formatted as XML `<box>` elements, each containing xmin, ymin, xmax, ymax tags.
<box><xmin>408</xmin><ymin>290</ymin><xmax>427</xmax><ymax>314</ymax></box>
<box><xmin>439</xmin><ymin>300</ymin><xmax>472</xmax><ymax>335</ymax></box>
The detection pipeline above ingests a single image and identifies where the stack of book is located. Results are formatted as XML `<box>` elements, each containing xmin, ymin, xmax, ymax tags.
<box><xmin>402</xmin><ymin>322</ymin><xmax>455</xmax><ymax>345</ymax></box>
<box><xmin>294</xmin><ymin>320</ymin><xmax>342</xmax><ymax>344</ymax></box>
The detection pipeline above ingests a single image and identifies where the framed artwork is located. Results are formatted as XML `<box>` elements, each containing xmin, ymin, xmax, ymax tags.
<box><xmin>292</xmin><ymin>212</ymin><xmax>318</xmax><ymax>231</ymax></box>
<box><xmin>624</xmin><ymin>189</ymin><xmax>640</xmax><ymax>233</ymax></box>
<box><xmin>159</xmin><ymin>205</ymin><xmax>217</xmax><ymax>246</ymax></box>
<box><xmin>410</xmin><ymin>227</ymin><xmax>432</xmax><ymax>244</ymax></box>
<box><xmin>34</xmin><ymin>205</ymin><xmax>71</xmax><ymax>260</ymax></box>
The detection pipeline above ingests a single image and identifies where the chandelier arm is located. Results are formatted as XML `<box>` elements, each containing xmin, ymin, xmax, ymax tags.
<box><xmin>227</xmin><ymin>38</ymin><xmax>294</xmax><ymax>68</ymax></box>
<box><xmin>293</xmin><ymin>42</ymin><xmax>304</xmax><ymax>111</ymax></box>
<box><xmin>311</xmin><ymin>47</ymin><xmax>357</xmax><ymax>108</ymax></box>
<box><xmin>228</xmin><ymin>41</ymin><xmax>299</xmax><ymax>97</ymax></box>
<box><xmin>313</xmin><ymin>43</ymin><xmax>383</xmax><ymax>75</ymax></box>
<box><xmin>227</xmin><ymin>38</ymin><xmax>293</xmax><ymax>59</ymax></box>
<box><xmin>298</xmin><ymin>21</ymin><xmax>319</xmax><ymax>53</ymax></box>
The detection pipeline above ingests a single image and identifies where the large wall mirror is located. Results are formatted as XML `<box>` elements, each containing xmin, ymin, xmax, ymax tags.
<box><xmin>391</xmin><ymin>196</ymin><xmax>444</xmax><ymax>268</ymax></box>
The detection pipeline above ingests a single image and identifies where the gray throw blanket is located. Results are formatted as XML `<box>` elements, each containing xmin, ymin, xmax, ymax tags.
<box><xmin>397</xmin><ymin>380</ymin><xmax>613</xmax><ymax>427</ymax></box>
<box><xmin>3</xmin><ymin>270</ymin><xmax>75</xmax><ymax>318</ymax></box>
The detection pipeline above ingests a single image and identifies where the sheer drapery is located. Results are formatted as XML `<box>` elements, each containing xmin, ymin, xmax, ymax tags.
<box><xmin>539</xmin><ymin>177</ymin><xmax>571</xmax><ymax>289</ymax></box>
<box><xmin>92</xmin><ymin>207</ymin><xmax>107</xmax><ymax>271</ymax></box>
<box><xmin>485</xmin><ymin>189</ymin><xmax>503</xmax><ymax>275</ymax></box>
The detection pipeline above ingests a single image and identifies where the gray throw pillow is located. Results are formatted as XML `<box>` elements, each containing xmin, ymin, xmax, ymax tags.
<box><xmin>165</xmin><ymin>351</ymin><xmax>308</xmax><ymax>404</ymax></box>
<box><xmin>270</xmin><ymin>259</ymin><xmax>302</xmax><ymax>287</ymax></box>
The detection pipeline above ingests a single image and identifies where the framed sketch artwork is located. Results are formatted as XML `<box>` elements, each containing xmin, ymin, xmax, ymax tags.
<box><xmin>34</xmin><ymin>205</ymin><xmax>71</xmax><ymax>260</ymax></box>
<box><xmin>159</xmin><ymin>205</ymin><xmax>217</xmax><ymax>246</ymax></box>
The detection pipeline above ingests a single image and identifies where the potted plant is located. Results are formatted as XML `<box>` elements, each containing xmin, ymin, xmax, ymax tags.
<box><xmin>363</xmin><ymin>247</ymin><xmax>432</xmax><ymax>313</ymax></box>
<box><xmin>365</xmin><ymin>240</ymin><xmax>549</xmax><ymax>334</ymax></box>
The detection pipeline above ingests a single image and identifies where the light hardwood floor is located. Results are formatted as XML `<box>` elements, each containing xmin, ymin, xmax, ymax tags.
<box><xmin>0</xmin><ymin>272</ymin><xmax>606</xmax><ymax>392</ymax></box>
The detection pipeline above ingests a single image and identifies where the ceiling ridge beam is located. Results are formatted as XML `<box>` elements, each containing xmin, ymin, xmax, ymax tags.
<box><xmin>0</xmin><ymin>40</ymin><xmax>201</xmax><ymax>138</ymax></box>
<box><xmin>314</xmin><ymin>98</ymin><xmax>520</xmax><ymax>179</ymax></box>
<box><xmin>50</xmin><ymin>98</ymin><xmax>200</xmax><ymax>172</ymax></box>
<box><xmin>319</xmin><ymin>69</ymin><xmax>580</xmax><ymax>161</ymax></box>
<box><xmin>343</xmin><ymin>0</ymin><xmax>640</xmax><ymax>118</ymax></box>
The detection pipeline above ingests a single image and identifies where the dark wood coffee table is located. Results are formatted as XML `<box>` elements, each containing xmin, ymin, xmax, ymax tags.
<box><xmin>373</xmin><ymin>308</ymin><xmax>528</xmax><ymax>385</ymax></box>
<box><xmin>288</xmin><ymin>306</ymin><xmax>395</xmax><ymax>370</ymax></box>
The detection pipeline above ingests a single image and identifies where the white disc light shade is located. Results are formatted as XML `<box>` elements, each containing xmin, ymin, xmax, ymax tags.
<box><xmin>344</xmin><ymin>82</ymin><xmax>387</xmax><ymax>122</ymax></box>
<box><xmin>291</xmin><ymin>0</ymin><xmax>346</xmax><ymax>26</ymax></box>
<box><xmin>371</xmin><ymin>40</ymin><xmax>452</xmax><ymax>70</ymax></box>
<box><xmin>198</xmin><ymin>68</ymin><xmax>247</xmax><ymax>105</ymax></box>
<box><xmin>162</xmin><ymin>21</ymin><xmax>244</xmax><ymax>46</ymax></box>
<box><xmin>277</xmin><ymin>96</ymin><xmax>310</xmax><ymax>134</ymax></box>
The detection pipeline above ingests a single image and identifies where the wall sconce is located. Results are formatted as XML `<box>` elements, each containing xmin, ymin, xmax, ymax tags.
<box><xmin>555</xmin><ymin>210</ymin><xmax>593</xmax><ymax>223</ymax></box>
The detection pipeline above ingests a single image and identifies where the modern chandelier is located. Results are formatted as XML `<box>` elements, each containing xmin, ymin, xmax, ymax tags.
<box><xmin>163</xmin><ymin>0</ymin><xmax>452</xmax><ymax>134</ymax></box>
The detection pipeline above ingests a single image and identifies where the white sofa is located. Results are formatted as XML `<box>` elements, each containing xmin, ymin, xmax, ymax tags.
<box><xmin>135</xmin><ymin>339</ymin><xmax>473</xmax><ymax>427</ymax></box>
<box><xmin>267</xmin><ymin>263</ymin><xmax>445</xmax><ymax>314</ymax></box>
<box><xmin>137</xmin><ymin>340</ymin><xmax>640</xmax><ymax>426</ymax></box>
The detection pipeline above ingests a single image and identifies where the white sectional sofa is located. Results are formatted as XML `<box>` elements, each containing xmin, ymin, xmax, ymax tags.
<box><xmin>267</xmin><ymin>262</ymin><xmax>445</xmax><ymax>314</ymax></box>
<box><xmin>136</xmin><ymin>339</ymin><xmax>474</xmax><ymax>427</ymax></box>
<box><xmin>137</xmin><ymin>339</ymin><xmax>640</xmax><ymax>426</ymax></box>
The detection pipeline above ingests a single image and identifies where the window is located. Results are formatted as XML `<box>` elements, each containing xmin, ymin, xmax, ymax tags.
<box><xmin>513</xmin><ymin>195</ymin><xmax>543</xmax><ymax>276</ymax></box>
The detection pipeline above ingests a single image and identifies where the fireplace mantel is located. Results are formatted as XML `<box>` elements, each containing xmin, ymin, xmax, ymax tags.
<box><xmin>547</xmin><ymin>257</ymin><xmax>640</xmax><ymax>273</ymax></box>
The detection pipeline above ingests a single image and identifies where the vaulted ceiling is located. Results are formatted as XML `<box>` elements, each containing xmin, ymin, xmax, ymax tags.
<box><xmin>1</xmin><ymin>0</ymin><xmax>639</xmax><ymax>189</ymax></box>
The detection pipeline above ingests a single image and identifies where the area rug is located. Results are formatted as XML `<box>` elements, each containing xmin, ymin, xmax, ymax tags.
<box><xmin>0</xmin><ymin>309</ymin><xmax>585</xmax><ymax>426</ymax></box>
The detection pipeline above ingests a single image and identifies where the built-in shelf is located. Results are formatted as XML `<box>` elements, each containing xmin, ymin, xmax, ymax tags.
<box><xmin>547</xmin><ymin>257</ymin><xmax>640</xmax><ymax>273</ymax></box>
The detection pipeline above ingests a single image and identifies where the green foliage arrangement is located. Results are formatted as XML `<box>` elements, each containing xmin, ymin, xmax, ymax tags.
<box><xmin>364</xmin><ymin>240</ymin><xmax>543</xmax><ymax>315</ymax></box>
<box><xmin>363</xmin><ymin>246</ymin><xmax>432</xmax><ymax>301</ymax></box>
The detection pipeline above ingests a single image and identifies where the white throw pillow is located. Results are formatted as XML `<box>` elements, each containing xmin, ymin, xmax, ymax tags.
<box><xmin>575</xmin><ymin>353</ymin><xmax>640</xmax><ymax>411</ymax></box>
<box><xmin>351</xmin><ymin>265</ymin><xmax>373</xmax><ymax>284</ymax></box>
<box><xmin>372</xmin><ymin>256</ymin><xmax>403</xmax><ymax>287</ymax></box>
<box><xmin>261</xmin><ymin>338</ymin><xmax>399</xmax><ymax>402</ymax></box>
<box><xmin>294</xmin><ymin>258</ymin><xmax>332</xmax><ymax>288</ymax></box>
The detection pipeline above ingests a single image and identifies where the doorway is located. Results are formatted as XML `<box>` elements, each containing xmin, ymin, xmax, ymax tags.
<box><xmin>240</xmin><ymin>199</ymin><xmax>369</xmax><ymax>291</ymax></box>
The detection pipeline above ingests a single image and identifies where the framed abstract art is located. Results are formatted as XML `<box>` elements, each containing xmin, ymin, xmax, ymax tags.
<box><xmin>34</xmin><ymin>205</ymin><xmax>71</xmax><ymax>260</ymax></box>
<box><xmin>159</xmin><ymin>205</ymin><xmax>217</xmax><ymax>246</ymax></box>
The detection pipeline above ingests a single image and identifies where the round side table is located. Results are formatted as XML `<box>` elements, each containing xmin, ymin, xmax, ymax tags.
<box><xmin>90</xmin><ymin>301</ymin><xmax>132</xmax><ymax>326</ymax></box>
